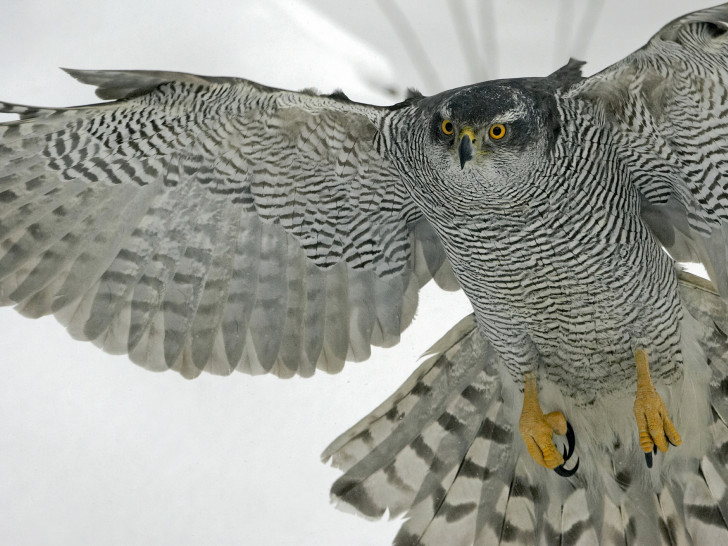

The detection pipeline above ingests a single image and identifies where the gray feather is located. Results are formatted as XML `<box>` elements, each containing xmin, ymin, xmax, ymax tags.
<box><xmin>0</xmin><ymin>67</ymin><xmax>456</xmax><ymax>378</ymax></box>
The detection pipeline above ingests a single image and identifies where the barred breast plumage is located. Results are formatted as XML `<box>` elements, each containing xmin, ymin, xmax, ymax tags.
<box><xmin>387</xmin><ymin>80</ymin><xmax>684</xmax><ymax>403</ymax></box>
<box><xmin>4</xmin><ymin>3</ymin><xmax>728</xmax><ymax>545</ymax></box>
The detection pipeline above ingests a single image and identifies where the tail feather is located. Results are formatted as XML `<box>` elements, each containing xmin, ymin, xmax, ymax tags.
<box><xmin>618</xmin><ymin>483</ymin><xmax>669</xmax><ymax>546</ymax></box>
<box><xmin>657</xmin><ymin>484</ymin><xmax>692</xmax><ymax>546</ymax></box>
<box><xmin>594</xmin><ymin>492</ymin><xmax>627</xmax><ymax>545</ymax></box>
<box><xmin>322</xmin><ymin>315</ymin><xmax>482</xmax><ymax>470</ymax></box>
<box><xmin>702</xmin><ymin>412</ymin><xmax>728</xmax><ymax>526</ymax></box>
<box><xmin>326</xmin><ymin>273</ymin><xmax>728</xmax><ymax>545</ymax></box>
<box><xmin>472</xmin><ymin>403</ymin><xmax>516</xmax><ymax>545</ymax></box>
<box><xmin>498</xmin><ymin>459</ymin><xmax>538</xmax><ymax>545</ymax></box>
<box><xmin>326</xmin><ymin>319</ymin><xmax>491</xmax><ymax>519</ymax></box>
<box><xmin>538</xmin><ymin>494</ymin><xmax>562</xmax><ymax>545</ymax></box>
<box><xmin>559</xmin><ymin>488</ymin><xmax>600</xmax><ymax>545</ymax></box>
<box><xmin>394</xmin><ymin>402</ymin><xmax>506</xmax><ymax>546</ymax></box>
<box><xmin>701</xmin><ymin>453</ymin><xmax>728</xmax><ymax>527</ymax></box>
<box><xmin>682</xmin><ymin>472</ymin><xmax>728</xmax><ymax>542</ymax></box>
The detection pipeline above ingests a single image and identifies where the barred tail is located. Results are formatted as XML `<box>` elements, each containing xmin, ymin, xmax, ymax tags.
<box><xmin>324</xmin><ymin>274</ymin><xmax>728</xmax><ymax>545</ymax></box>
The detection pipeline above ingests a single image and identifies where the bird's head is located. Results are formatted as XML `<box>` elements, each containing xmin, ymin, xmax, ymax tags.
<box><xmin>436</xmin><ymin>82</ymin><xmax>558</xmax><ymax>165</ymax></box>
<box><xmin>421</xmin><ymin>80</ymin><xmax>561</xmax><ymax>207</ymax></box>
<box><xmin>400</xmin><ymin>61</ymin><xmax>584</xmax><ymax>215</ymax></box>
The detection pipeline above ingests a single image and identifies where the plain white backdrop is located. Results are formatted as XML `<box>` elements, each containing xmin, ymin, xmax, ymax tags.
<box><xmin>0</xmin><ymin>1</ymin><xmax>718</xmax><ymax>544</ymax></box>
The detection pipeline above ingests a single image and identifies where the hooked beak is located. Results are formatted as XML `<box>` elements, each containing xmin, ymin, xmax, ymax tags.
<box><xmin>458</xmin><ymin>127</ymin><xmax>476</xmax><ymax>169</ymax></box>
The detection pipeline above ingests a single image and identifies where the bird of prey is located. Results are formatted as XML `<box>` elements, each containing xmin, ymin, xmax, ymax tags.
<box><xmin>3</xmin><ymin>3</ymin><xmax>728</xmax><ymax>544</ymax></box>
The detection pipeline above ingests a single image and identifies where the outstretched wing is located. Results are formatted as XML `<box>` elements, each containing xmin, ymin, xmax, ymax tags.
<box><xmin>571</xmin><ymin>3</ymin><xmax>728</xmax><ymax>295</ymax></box>
<box><xmin>0</xmin><ymin>69</ymin><xmax>457</xmax><ymax>378</ymax></box>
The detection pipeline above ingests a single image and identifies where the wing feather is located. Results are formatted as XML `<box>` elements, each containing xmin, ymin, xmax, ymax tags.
<box><xmin>573</xmin><ymin>4</ymin><xmax>728</xmax><ymax>298</ymax></box>
<box><xmin>277</xmin><ymin>241</ymin><xmax>307</xmax><ymax>373</ymax></box>
<box><xmin>1</xmin><ymin>70</ymin><xmax>457</xmax><ymax>376</ymax></box>
<box><xmin>188</xmin><ymin>197</ymin><xmax>239</xmax><ymax>370</ymax></box>
<box><xmin>301</xmin><ymin>260</ymin><xmax>325</xmax><ymax>376</ymax></box>
<box><xmin>321</xmin><ymin>261</ymin><xmax>349</xmax><ymax>373</ymax></box>
<box><xmin>221</xmin><ymin>212</ymin><xmax>262</xmax><ymax>372</ymax></box>
<box><xmin>345</xmin><ymin>268</ymin><xmax>376</xmax><ymax>362</ymax></box>
<box><xmin>126</xmin><ymin>174</ymin><xmax>208</xmax><ymax>358</ymax></box>
<box><xmin>160</xmin><ymin>190</ymin><xmax>221</xmax><ymax>367</ymax></box>
<box><xmin>249</xmin><ymin>227</ymin><xmax>290</xmax><ymax>372</ymax></box>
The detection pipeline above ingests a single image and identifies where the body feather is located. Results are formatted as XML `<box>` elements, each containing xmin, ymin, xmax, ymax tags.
<box><xmin>4</xmin><ymin>4</ymin><xmax>728</xmax><ymax>546</ymax></box>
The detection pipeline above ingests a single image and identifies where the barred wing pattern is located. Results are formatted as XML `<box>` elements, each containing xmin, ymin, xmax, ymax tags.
<box><xmin>324</xmin><ymin>274</ymin><xmax>728</xmax><ymax>545</ymax></box>
<box><xmin>571</xmin><ymin>4</ymin><xmax>728</xmax><ymax>296</ymax></box>
<box><xmin>0</xmin><ymin>69</ymin><xmax>456</xmax><ymax>378</ymax></box>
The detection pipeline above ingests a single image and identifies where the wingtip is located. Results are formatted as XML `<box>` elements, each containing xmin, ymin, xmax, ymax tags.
<box><xmin>548</xmin><ymin>58</ymin><xmax>586</xmax><ymax>90</ymax></box>
<box><xmin>56</xmin><ymin>68</ymin><xmax>177</xmax><ymax>100</ymax></box>
<box><xmin>59</xmin><ymin>67</ymin><xmax>92</xmax><ymax>83</ymax></box>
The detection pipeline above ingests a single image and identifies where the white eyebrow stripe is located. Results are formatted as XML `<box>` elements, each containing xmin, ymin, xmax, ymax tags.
<box><xmin>492</xmin><ymin>105</ymin><xmax>527</xmax><ymax>123</ymax></box>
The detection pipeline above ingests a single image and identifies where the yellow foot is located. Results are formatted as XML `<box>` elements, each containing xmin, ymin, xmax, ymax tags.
<box><xmin>519</xmin><ymin>373</ymin><xmax>571</xmax><ymax>470</ymax></box>
<box><xmin>633</xmin><ymin>349</ymin><xmax>681</xmax><ymax>466</ymax></box>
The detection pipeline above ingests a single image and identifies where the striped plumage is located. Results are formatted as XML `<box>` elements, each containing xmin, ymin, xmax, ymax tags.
<box><xmin>3</xmin><ymin>4</ymin><xmax>728</xmax><ymax>545</ymax></box>
<box><xmin>325</xmin><ymin>275</ymin><xmax>727</xmax><ymax>545</ymax></box>
<box><xmin>0</xmin><ymin>70</ymin><xmax>456</xmax><ymax>378</ymax></box>
<box><xmin>387</xmin><ymin>60</ymin><xmax>686</xmax><ymax>403</ymax></box>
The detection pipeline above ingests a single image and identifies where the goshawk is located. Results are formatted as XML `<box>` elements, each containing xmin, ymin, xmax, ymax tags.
<box><xmin>2</xmin><ymin>4</ymin><xmax>728</xmax><ymax>544</ymax></box>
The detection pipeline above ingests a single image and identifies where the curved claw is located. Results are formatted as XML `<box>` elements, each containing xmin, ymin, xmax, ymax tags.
<box><xmin>563</xmin><ymin>421</ymin><xmax>575</xmax><ymax>461</ymax></box>
<box><xmin>554</xmin><ymin>421</ymin><xmax>578</xmax><ymax>477</ymax></box>
<box><xmin>645</xmin><ymin>451</ymin><xmax>653</xmax><ymax>469</ymax></box>
<box><xmin>520</xmin><ymin>374</ymin><xmax>578</xmax><ymax>474</ymax></box>
<box><xmin>554</xmin><ymin>457</ymin><xmax>579</xmax><ymax>478</ymax></box>
<box><xmin>644</xmin><ymin>443</ymin><xmax>657</xmax><ymax>468</ymax></box>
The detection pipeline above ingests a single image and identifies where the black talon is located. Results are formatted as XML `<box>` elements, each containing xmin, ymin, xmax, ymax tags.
<box><xmin>563</xmin><ymin>421</ymin><xmax>576</xmax><ymax>461</ymax></box>
<box><xmin>653</xmin><ymin>443</ymin><xmax>658</xmax><ymax>455</ymax></box>
<box><xmin>554</xmin><ymin>457</ymin><xmax>579</xmax><ymax>478</ymax></box>
<box><xmin>668</xmin><ymin>437</ymin><xmax>678</xmax><ymax>447</ymax></box>
<box><xmin>554</xmin><ymin>422</ymin><xmax>578</xmax><ymax>477</ymax></box>
<box><xmin>645</xmin><ymin>451</ymin><xmax>653</xmax><ymax>468</ymax></box>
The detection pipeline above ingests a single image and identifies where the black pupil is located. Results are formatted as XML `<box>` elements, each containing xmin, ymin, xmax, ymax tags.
<box><xmin>445</xmin><ymin>122</ymin><xmax>453</xmax><ymax>133</ymax></box>
<box><xmin>492</xmin><ymin>126</ymin><xmax>502</xmax><ymax>136</ymax></box>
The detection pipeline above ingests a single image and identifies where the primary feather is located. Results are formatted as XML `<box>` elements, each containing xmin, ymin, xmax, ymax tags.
<box><xmin>0</xmin><ymin>71</ymin><xmax>457</xmax><ymax>378</ymax></box>
<box><xmin>4</xmin><ymin>3</ymin><xmax>728</xmax><ymax>546</ymax></box>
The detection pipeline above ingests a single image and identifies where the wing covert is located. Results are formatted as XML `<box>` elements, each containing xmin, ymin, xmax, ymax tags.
<box><xmin>570</xmin><ymin>3</ymin><xmax>728</xmax><ymax>296</ymax></box>
<box><xmin>0</xmin><ymin>69</ymin><xmax>457</xmax><ymax>378</ymax></box>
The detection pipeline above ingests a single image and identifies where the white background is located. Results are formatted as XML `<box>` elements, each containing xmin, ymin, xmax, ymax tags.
<box><xmin>0</xmin><ymin>1</ymin><xmax>718</xmax><ymax>544</ymax></box>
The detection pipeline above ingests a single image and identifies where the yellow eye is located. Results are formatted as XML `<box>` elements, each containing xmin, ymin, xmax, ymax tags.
<box><xmin>441</xmin><ymin>120</ymin><xmax>454</xmax><ymax>135</ymax></box>
<box><xmin>489</xmin><ymin>124</ymin><xmax>506</xmax><ymax>140</ymax></box>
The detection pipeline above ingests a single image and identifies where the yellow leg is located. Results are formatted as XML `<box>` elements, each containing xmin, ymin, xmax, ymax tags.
<box><xmin>633</xmin><ymin>349</ymin><xmax>681</xmax><ymax>455</ymax></box>
<box><xmin>519</xmin><ymin>372</ymin><xmax>567</xmax><ymax>470</ymax></box>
